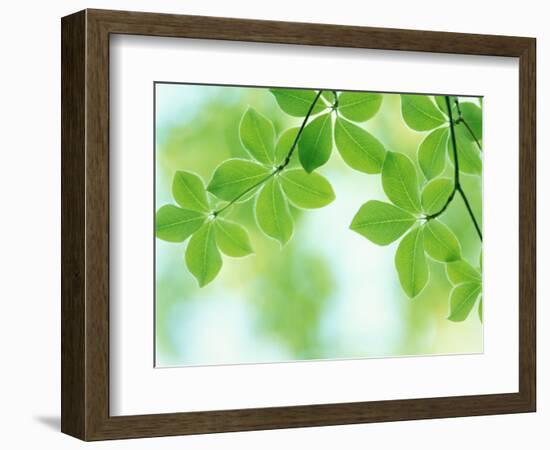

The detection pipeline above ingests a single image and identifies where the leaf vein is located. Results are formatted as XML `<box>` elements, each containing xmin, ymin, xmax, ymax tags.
<box><xmin>178</xmin><ymin>174</ymin><xmax>207</xmax><ymax>210</ymax></box>
<box><xmin>407</xmin><ymin>98</ymin><xmax>444</xmax><ymax>123</ymax></box>
<box><xmin>156</xmin><ymin>216</ymin><xmax>202</xmax><ymax>231</ymax></box>
<box><xmin>339</xmin><ymin>121</ymin><xmax>379</xmax><ymax>165</ymax></box>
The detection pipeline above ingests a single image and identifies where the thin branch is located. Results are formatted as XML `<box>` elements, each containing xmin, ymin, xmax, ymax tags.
<box><xmin>449</xmin><ymin>97</ymin><xmax>460</xmax><ymax>189</ymax></box>
<box><xmin>426</xmin><ymin>96</ymin><xmax>482</xmax><ymax>241</ymax></box>
<box><xmin>331</xmin><ymin>90</ymin><xmax>339</xmax><ymax>110</ymax></box>
<box><xmin>454</xmin><ymin>98</ymin><xmax>482</xmax><ymax>151</ymax></box>
<box><xmin>424</xmin><ymin>189</ymin><xmax>456</xmax><ymax>220</ymax></box>
<box><xmin>458</xmin><ymin>118</ymin><xmax>482</xmax><ymax>151</ymax></box>
<box><xmin>279</xmin><ymin>90</ymin><xmax>323</xmax><ymax>170</ymax></box>
<box><xmin>214</xmin><ymin>172</ymin><xmax>276</xmax><ymax>216</ymax></box>
<box><xmin>457</xmin><ymin>186</ymin><xmax>483</xmax><ymax>240</ymax></box>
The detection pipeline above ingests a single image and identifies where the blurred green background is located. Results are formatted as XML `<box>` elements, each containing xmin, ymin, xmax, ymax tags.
<box><xmin>155</xmin><ymin>83</ymin><xmax>483</xmax><ymax>367</ymax></box>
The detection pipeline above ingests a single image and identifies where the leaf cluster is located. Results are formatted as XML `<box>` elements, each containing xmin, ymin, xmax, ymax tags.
<box><xmin>156</xmin><ymin>97</ymin><xmax>337</xmax><ymax>287</ymax></box>
<box><xmin>156</xmin><ymin>89</ymin><xmax>483</xmax><ymax>323</ymax></box>
<box><xmin>350</xmin><ymin>94</ymin><xmax>482</xmax><ymax>321</ymax></box>
<box><xmin>271</xmin><ymin>88</ymin><xmax>386</xmax><ymax>174</ymax></box>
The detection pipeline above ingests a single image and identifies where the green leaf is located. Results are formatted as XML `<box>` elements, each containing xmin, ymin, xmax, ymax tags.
<box><xmin>350</xmin><ymin>200</ymin><xmax>416</xmax><ymax>245</ymax></box>
<box><xmin>338</xmin><ymin>92</ymin><xmax>383</xmax><ymax>122</ymax></box>
<box><xmin>434</xmin><ymin>95</ymin><xmax>458</xmax><ymax>116</ymax></box>
<box><xmin>185</xmin><ymin>222</ymin><xmax>222</xmax><ymax>287</ymax></box>
<box><xmin>382</xmin><ymin>151</ymin><xmax>421</xmax><ymax>213</ymax></box>
<box><xmin>478</xmin><ymin>297</ymin><xmax>483</xmax><ymax>322</ymax></box>
<box><xmin>239</xmin><ymin>108</ymin><xmax>276</xmax><ymax>164</ymax></box>
<box><xmin>322</xmin><ymin>91</ymin><xmax>336</xmax><ymax>106</ymax></box>
<box><xmin>423</xmin><ymin>219</ymin><xmax>461</xmax><ymax>262</ymax></box>
<box><xmin>418</xmin><ymin>127</ymin><xmax>449</xmax><ymax>180</ymax></box>
<box><xmin>155</xmin><ymin>205</ymin><xmax>206</xmax><ymax>243</ymax></box>
<box><xmin>448</xmin><ymin>282</ymin><xmax>481</xmax><ymax>322</ymax></box>
<box><xmin>255</xmin><ymin>178</ymin><xmax>294</xmax><ymax>245</ymax></box>
<box><xmin>269</xmin><ymin>88</ymin><xmax>325</xmax><ymax>117</ymax></box>
<box><xmin>207</xmin><ymin>159</ymin><xmax>271</xmax><ymax>201</ymax></box>
<box><xmin>446</xmin><ymin>260</ymin><xmax>481</xmax><ymax>285</ymax></box>
<box><xmin>298</xmin><ymin>113</ymin><xmax>333</xmax><ymax>172</ymax></box>
<box><xmin>460</xmin><ymin>102</ymin><xmax>482</xmax><ymax>142</ymax></box>
<box><xmin>395</xmin><ymin>226</ymin><xmax>429</xmax><ymax>298</ymax></box>
<box><xmin>421</xmin><ymin>177</ymin><xmax>453</xmax><ymax>215</ymax></box>
<box><xmin>334</xmin><ymin>117</ymin><xmax>386</xmax><ymax>173</ymax></box>
<box><xmin>401</xmin><ymin>94</ymin><xmax>446</xmax><ymax>131</ymax></box>
<box><xmin>214</xmin><ymin>219</ymin><xmax>253</xmax><ymax>257</ymax></box>
<box><xmin>172</xmin><ymin>170</ymin><xmax>210</xmax><ymax>213</ymax></box>
<box><xmin>280</xmin><ymin>169</ymin><xmax>335</xmax><ymax>209</ymax></box>
<box><xmin>449</xmin><ymin>123</ymin><xmax>482</xmax><ymax>175</ymax></box>
<box><xmin>275</xmin><ymin>127</ymin><xmax>300</xmax><ymax>167</ymax></box>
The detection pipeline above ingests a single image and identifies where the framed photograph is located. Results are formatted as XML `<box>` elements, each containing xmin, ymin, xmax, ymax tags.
<box><xmin>61</xmin><ymin>9</ymin><xmax>536</xmax><ymax>440</ymax></box>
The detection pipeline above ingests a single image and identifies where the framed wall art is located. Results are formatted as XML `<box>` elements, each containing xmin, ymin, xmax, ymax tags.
<box><xmin>61</xmin><ymin>9</ymin><xmax>536</xmax><ymax>440</ymax></box>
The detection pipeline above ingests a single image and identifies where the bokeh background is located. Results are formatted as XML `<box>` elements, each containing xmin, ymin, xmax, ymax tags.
<box><xmin>155</xmin><ymin>83</ymin><xmax>483</xmax><ymax>367</ymax></box>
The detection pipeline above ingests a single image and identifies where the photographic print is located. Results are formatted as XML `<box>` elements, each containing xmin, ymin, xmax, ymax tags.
<box><xmin>61</xmin><ymin>11</ymin><xmax>535</xmax><ymax>439</ymax></box>
<box><xmin>154</xmin><ymin>83</ymin><xmax>483</xmax><ymax>367</ymax></box>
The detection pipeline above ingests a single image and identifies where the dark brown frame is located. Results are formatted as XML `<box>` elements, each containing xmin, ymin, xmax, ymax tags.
<box><xmin>61</xmin><ymin>8</ymin><xmax>536</xmax><ymax>441</ymax></box>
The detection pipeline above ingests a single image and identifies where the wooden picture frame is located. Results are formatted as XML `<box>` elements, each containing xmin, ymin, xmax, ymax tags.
<box><xmin>61</xmin><ymin>8</ymin><xmax>536</xmax><ymax>441</ymax></box>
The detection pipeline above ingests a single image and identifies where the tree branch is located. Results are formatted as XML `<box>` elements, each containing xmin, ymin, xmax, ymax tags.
<box><xmin>279</xmin><ymin>90</ymin><xmax>323</xmax><ymax>170</ymax></box>
<box><xmin>454</xmin><ymin>98</ymin><xmax>482</xmax><ymax>151</ymax></box>
<box><xmin>426</xmin><ymin>96</ymin><xmax>482</xmax><ymax>241</ymax></box>
<box><xmin>457</xmin><ymin>185</ymin><xmax>483</xmax><ymax>240</ymax></box>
